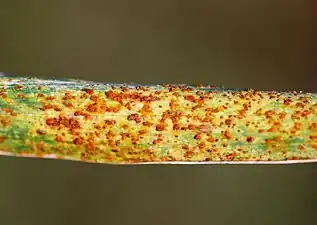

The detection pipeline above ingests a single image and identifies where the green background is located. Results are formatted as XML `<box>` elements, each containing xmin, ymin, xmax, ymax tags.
<box><xmin>0</xmin><ymin>1</ymin><xmax>316</xmax><ymax>225</ymax></box>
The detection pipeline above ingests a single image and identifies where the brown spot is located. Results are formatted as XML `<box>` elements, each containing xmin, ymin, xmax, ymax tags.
<box><xmin>63</xmin><ymin>102</ymin><xmax>73</xmax><ymax>108</ymax></box>
<box><xmin>192</xmin><ymin>104</ymin><xmax>202</xmax><ymax>111</ymax></box>
<box><xmin>265</xmin><ymin>110</ymin><xmax>274</xmax><ymax>119</ymax></box>
<box><xmin>34</xmin><ymin>142</ymin><xmax>46</xmax><ymax>153</ymax></box>
<box><xmin>55</xmin><ymin>135</ymin><xmax>64</xmax><ymax>142</ymax></box>
<box><xmin>139</xmin><ymin>129</ymin><xmax>147</xmax><ymax>135</ymax></box>
<box><xmin>141</xmin><ymin>94</ymin><xmax>158</xmax><ymax>102</ymax></box>
<box><xmin>15</xmin><ymin>85</ymin><xmax>23</xmax><ymax>90</ymax></box>
<box><xmin>173</xmin><ymin>124</ymin><xmax>180</xmax><ymax>130</ymax></box>
<box><xmin>283</xmin><ymin>98</ymin><xmax>292</xmax><ymax>105</ymax></box>
<box><xmin>223</xmin><ymin>130</ymin><xmax>231</xmax><ymax>140</ymax></box>
<box><xmin>310</xmin><ymin>135</ymin><xmax>317</xmax><ymax>141</ymax></box>
<box><xmin>160</xmin><ymin>112</ymin><xmax>169</xmax><ymax>123</ymax></box>
<box><xmin>299</xmin><ymin>96</ymin><xmax>309</xmax><ymax>103</ymax></box>
<box><xmin>0</xmin><ymin>92</ymin><xmax>7</xmax><ymax>98</ymax></box>
<box><xmin>47</xmin><ymin>116</ymin><xmax>81</xmax><ymax>130</ymax></box>
<box><xmin>142</xmin><ymin>121</ymin><xmax>152</xmax><ymax>127</ymax></box>
<box><xmin>168</xmin><ymin>87</ymin><xmax>176</xmax><ymax>92</ymax></box>
<box><xmin>181</xmin><ymin>126</ymin><xmax>188</xmax><ymax>131</ymax></box>
<box><xmin>310</xmin><ymin>123</ymin><xmax>317</xmax><ymax>132</ymax></box>
<box><xmin>199</xmin><ymin>124</ymin><xmax>212</xmax><ymax>133</ymax></box>
<box><xmin>288</xmin><ymin>156</ymin><xmax>299</xmax><ymax>160</ymax></box>
<box><xmin>198</xmin><ymin>142</ymin><xmax>206</xmax><ymax>149</ymax></box>
<box><xmin>90</xmin><ymin>95</ymin><xmax>98</xmax><ymax>102</ymax></box>
<box><xmin>105</xmin><ymin>120</ymin><xmax>116</xmax><ymax>125</ymax></box>
<box><xmin>194</xmin><ymin>134</ymin><xmax>202</xmax><ymax>140</ymax></box>
<box><xmin>46</xmin><ymin>118</ymin><xmax>60</xmax><ymax>127</ymax></box>
<box><xmin>105</xmin><ymin>90</ymin><xmax>123</xmax><ymax>103</ymax></box>
<box><xmin>73</xmin><ymin>137</ymin><xmax>84</xmax><ymax>145</ymax></box>
<box><xmin>121</xmin><ymin>133</ymin><xmax>129</xmax><ymax>139</ymax></box>
<box><xmin>36</xmin><ymin>129</ymin><xmax>46</xmax><ymax>135</ymax></box>
<box><xmin>301</xmin><ymin>110</ymin><xmax>311</xmax><ymax>118</ymax></box>
<box><xmin>140</xmin><ymin>102</ymin><xmax>152</xmax><ymax>115</ymax></box>
<box><xmin>128</xmin><ymin>113</ymin><xmax>142</xmax><ymax>123</ymax></box>
<box><xmin>293</xmin><ymin>122</ymin><xmax>302</xmax><ymax>130</ymax></box>
<box><xmin>40</xmin><ymin>103</ymin><xmax>56</xmax><ymax>111</ymax></box>
<box><xmin>74</xmin><ymin>111</ymin><xmax>91</xmax><ymax>120</ymax></box>
<box><xmin>295</xmin><ymin>102</ymin><xmax>305</xmax><ymax>108</ymax></box>
<box><xmin>187</xmin><ymin>124</ymin><xmax>195</xmax><ymax>130</ymax></box>
<box><xmin>125</xmin><ymin>102</ymin><xmax>132</xmax><ymax>110</ymax></box>
<box><xmin>246</xmin><ymin>137</ymin><xmax>254</xmax><ymax>143</ymax></box>
<box><xmin>122</xmin><ymin>124</ymin><xmax>129</xmax><ymax>129</ymax></box>
<box><xmin>184</xmin><ymin>95</ymin><xmax>195</xmax><ymax>102</ymax></box>
<box><xmin>0</xmin><ymin>136</ymin><xmax>6</xmax><ymax>143</ymax></box>
<box><xmin>45</xmin><ymin>96</ymin><xmax>55</xmax><ymax>100</ymax></box>
<box><xmin>59</xmin><ymin>116</ymin><xmax>81</xmax><ymax>130</ymax></box>
<box><xmin>298</xmin><ymin>145</ymin><xmax>305</xmax><ymax>150</ymax></box>
<box><xmin>62</xmin><ymin>93</ymin><xmax>73</xmax><ymax>100</ymax></box>
<box><xmin>207</xmin><ymin>137</ymin><xmax>214</xmax><ymax>143</ymax></box>
<box><xmin>258</xmin><ymin>129</ymin><xmax>265</xmax><ymax>133</ymax></box>
<box><xmin>267</xmin><ymin>125</ymin><xmax>279</xmax><ymax>132</ymax></box>
<box><xmin>237</xmin><ymin>109</ymin><xmax>247</xmax><ymax>119</ymax></box>
<box><xmin>107</xmin><ymin>104</ymin><xmax>121</xmax><ymax>113</ymax></box>
<box><xmin>82</xmin><ymin>88</ymin><xmax>94</xmax><ymax>95</ymax></box>
<box><xmin>86</xmin><ymin>103</ymin><xmax>99</xmax><ymax>113</ymax></box>
<box><xmin>279</xmin><ymin>112</ymin><xmax>287</xmax><ymax>119</ymax></box>
<box><xmin>80</xmin><ymin>93</ymin><xmax>89</xmax><ymax>99</ymax></box>
<box><xmin>156</xmin><ymin>123</ymin><xmax>165</xmax><ymax>131</ymax></box>
<box><xmin>106</xmin><ymin>131</ymin><xmax>114</xmax><ymax>139</ymax></box>
<box><xmin>184</xmin><ymin>151</ymin><xmax>194</xmax><ymax>158</ymax></box>
<box><xmin>182</xmin><ymin>145</ymin><xmax>189</xmax><ymax>150</ymax></box>
<box><xmin>225</xmin><ymin>153</ymin><xmax>235</xmax><ymax>161</ymax></box>
<box><xmin>0</xmin><ymin>118</ymin><xmax>10</xmax><ymax>127</ymax></box>
<box><xmin>169</xmin><ymin>101</ymin><xmax>175</xmax><ymax>108</ymax></box>
<box><xmin>17</xmin><ymin>93</ymin><xmax>26</xmax><ymax>98</ymax></box>
<box><xmin>87</xmin><ymin>140</ymin><xmax>96</xmax><ymax>151</ymax></box>
<box><xmin>3</xmin><ymin>108</ymin><xmax>17</xmax><ymax>116</ymax></box>
<box><xmin>224</xmin><ymin>119</ymin><xmax>232</xmax><ymax>126</ymax></box>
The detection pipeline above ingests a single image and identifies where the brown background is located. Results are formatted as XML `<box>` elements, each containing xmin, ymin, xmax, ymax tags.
<box><xmin>0</xmin><ymin>1</ymin><xmax>316</xmax><ymax>225</ymax></box>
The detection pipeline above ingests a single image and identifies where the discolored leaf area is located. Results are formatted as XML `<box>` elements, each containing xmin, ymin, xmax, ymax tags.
<box><xmin>0</xmin><ymin>76</ymin><xmax>316</xmax><ymax>164</ymax></box>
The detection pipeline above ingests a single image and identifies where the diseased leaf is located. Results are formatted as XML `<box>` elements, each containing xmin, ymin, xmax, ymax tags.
<box><xmin>0</xmin><ymin>75</ymin><xmax>316</xmax><ymax>164</ymax></box>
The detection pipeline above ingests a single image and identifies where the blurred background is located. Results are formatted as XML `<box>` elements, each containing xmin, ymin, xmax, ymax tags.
<box><xmin>0</xmin><ymin>0</ymin><xmax>316</xmax><ymax>225</ymax></box>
